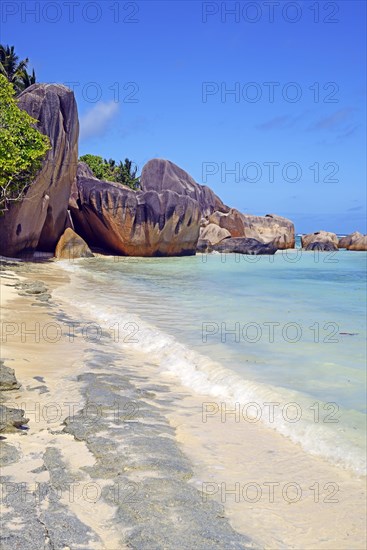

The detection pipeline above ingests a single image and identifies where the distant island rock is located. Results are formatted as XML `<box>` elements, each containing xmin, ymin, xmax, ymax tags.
<box><xmin>301</xmin><ymin>231</ymin><xmax>339</xmax><ymax>251</ymax></box>
<box><xmin>206</xmin><ymin>210</ymin><xmax>295</xmax><ymax>249</ymax></box>
<box><xmin>338</xmin><ymin>231</ymin><xmax>367</xmax><ymax>251</ymax></box>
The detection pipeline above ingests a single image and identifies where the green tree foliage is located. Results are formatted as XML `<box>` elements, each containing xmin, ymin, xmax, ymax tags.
<box><xmin>0</xmin><ymin>45</ymin><xmax>37</xmax><ymax>95</ymax></box>
<box><xmin>79</xmin><ymin>154</ymin><xmax>109</xmax><ymax>180</ymax></box>
<box><xmin>0</xmin><ymin>75</ymin><xmax>50</xmax><ymax>214</ymax></box>
<box><xmin>79</xmin><ymin>154</ymin><xmax>141</xmax><ymax>190</ymax></box>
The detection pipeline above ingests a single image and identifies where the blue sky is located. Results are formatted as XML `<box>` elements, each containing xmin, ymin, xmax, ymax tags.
<box><xmin>2</xmin><ymin>0</ymin><xmax>366</xmax><ymax>233</ymax></box>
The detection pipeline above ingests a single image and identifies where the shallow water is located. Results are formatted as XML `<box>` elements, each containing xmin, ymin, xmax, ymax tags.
<box><xmin>58</xmin><ymin>248</ymin><xmax>367</xmax><ymax>475</ymax></box>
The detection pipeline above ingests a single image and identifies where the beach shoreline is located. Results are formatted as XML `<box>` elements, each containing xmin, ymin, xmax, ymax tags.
<box><xmin>0</xmin><ymin>260</ymin><xmax>252</xmax><ymax>549</ymax></box>
<box><xmin>1</xmin><ymin>258</ymin><xmax>366</xmax><ymax>549</ymax></box>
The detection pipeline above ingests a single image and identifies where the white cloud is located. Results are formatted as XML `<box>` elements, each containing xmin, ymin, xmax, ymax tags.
<box><xmin>80</xmin><ymin>101</ymin><xmax>119</xmax><ymax>140</ymax></box>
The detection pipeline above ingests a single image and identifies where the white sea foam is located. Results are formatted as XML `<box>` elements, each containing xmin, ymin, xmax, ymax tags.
<box><xmin>56</xmin><ymin>262</ymin><xmax>366</xmax><ymax>476</ymax></box>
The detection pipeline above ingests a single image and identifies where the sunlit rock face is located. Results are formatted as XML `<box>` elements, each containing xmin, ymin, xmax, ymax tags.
<box><xmin>339</xmin><ymin>232</ymin><xmax>367</xmax><ymax>251</ymax></box>
<box><xmin>70</xmin><ymin>162</ymin><xmax>202</xmax><ymax>256</ymax></box>
<box><xmin>208</xmin><ymin>209</ymin><xmax>295</xmax><ymax>249</ymax></box>
<box><xmin>0</xmin><ymin>84</ymin><xmax>79</xmax><ymax>257</ymax></box>
<box><xmin>140</xmin><ymin>158</ymin><xmax>229</xmax><ymax>218</ymax></box>
<box><xmin>301</xmin><ymin>231</ymin><xmax>338</xmax><ymax>250</ymax></box>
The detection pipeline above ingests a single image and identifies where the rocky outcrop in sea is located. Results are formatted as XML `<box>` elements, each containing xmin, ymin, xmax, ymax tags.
<box><xmin>301</xmin><ymin>231</ymin><xmax>339</xmax><ymax>251</ymax></box>
<box><xmin>206</xmin><ymin>209</ymin><xmax>295</xmax><ymax>249</ymax></box>
<box><xmin>338</xmin><ymin>231</ymin><xmax>367</xmax><ymax>251</ymax></box>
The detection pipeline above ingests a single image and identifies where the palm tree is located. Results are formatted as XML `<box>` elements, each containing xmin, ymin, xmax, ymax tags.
<box><xmin>21</xmin><ymin>68</ymin><xmax>36</xmax><ymax>89</ymax></box>
<box><xmin>0</xmin><ymin>44</ymin><xmax>36</xmax><ymax>95</ymax></box>
<box><xmin>123</xmin><ymin>158</ymin><xmax>138</xmax><ymax>179</ymax></box>
<box><xmin>116</xmin><ymin>158</ymin><xmax>140</xmax><ymax>189</ymax></box>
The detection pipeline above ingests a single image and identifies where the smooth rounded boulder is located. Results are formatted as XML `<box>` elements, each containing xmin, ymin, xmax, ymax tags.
<box><xmin>55</xmin><ymin>228</ymin><xmax>94</xmax><ymax>259</ymax></box>
<box><xmin>208</xmin><ymin>209</ymin><xmax>244</xmax><ymax>237</ymax></box>
<box><xmin>339</xmin><ymin>232</ymin><xmax>367</xmax><ymax>250</ymax></box>
<box><xmin>70</xmin><ymin>164</ymin><xmax>202</xmax><ymax>256</ymax></box>
<box><xmin>338</xmin><ymin>231</ymin><xmax>362</xmax><ymax>248</ymax></box>
<box><xmin>348</xmin><ymin>235</ymin><xmax>367</xmax><ymax>251</ymax></box>
<box><xmin>0</xmin><ymin>84</ymin><xmax>79</xmax><ymax>257</ymax></box>
<box><xmin>140</xmin><ymin>159</ymin><xmax>229</xmax><ymax>217</ymax></box>
<box><xmin>301</xmin><ymin>231</ymin><xmax>338</xmax><ymax>249</ymax></box>
<box><xmin>199</xmin><ymin>223</ymin><xmax>231</xmax><ymax>245</ymax></box>
<box><xmin>208</xmin><ymin>209</ymin><xmax>295</xmax><ymax>248</ymax></box>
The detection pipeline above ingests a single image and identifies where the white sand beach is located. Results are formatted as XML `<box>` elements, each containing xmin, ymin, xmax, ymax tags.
<box><xmin>1</xmin><ymin>260</ymin><xmax>366</xmax><ymax>549</ymax></box>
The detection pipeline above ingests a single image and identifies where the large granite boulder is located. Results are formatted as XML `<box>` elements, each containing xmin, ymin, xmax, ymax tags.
<box><xmin>0</xmin><ymin>84</ymin><xmax>79</xmax><ymax>257</ymax></box>
<box><xmin>55</xmin><ymin>228</ymin><xmax>94</xmax><ymax>259</ymax></box>
<box><xmin>208</xmin><ymin>209</ymin><xmax>244</xmax><ymax>236</ymax></box>
<box><xmin>140</xmin><ymin>159</ymin><xmax>229</xmax><ymax>217</ymax></box>
<box><xmin>339</xmin><ymin>232</ymin><xmax>367</xmax><ymax>251</ymax></box>
<box><xmin>70</xmin><ymin>164</ymin><xmax>202</xmax><ymax>256</ymax></box>
<box><xmin>208</xmin><ymin>209</ymin><xmax>295</xmax><ymax>248</ymax></box>
<box><xmin>199</xmin><ymin>223</ymin><xmax>231</xmax><ymax>245</ymax></box>
<box><xmin>338</xmin><ymin>232</ymin><xmax>362</xmax><ymax>248</ymax></box>
<box><xmin>301</xmin><ymin>231</ymin><xmax>338</xmax><ymax>250</ymax></box>
<box><xmin>211</xmin><ymin>237</ymin><xmax>277</xmax><ymax>255</ymax></box>
<box><xmin>348</xmin><ymin>235</ymin><xmax>367</xmax><ymax>251</ymax></box>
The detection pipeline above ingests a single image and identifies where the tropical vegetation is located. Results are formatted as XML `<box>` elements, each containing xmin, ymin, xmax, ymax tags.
<box><xmin>0</xmin><ymin>43</ymin><xmax>140</xmax><ymax>217</ymax></box>
<box><xmin>0</xmin><ymin>44</ymin><xmax>36</xmax><ymax>95</ymax></box>
<box><xmin>0</xmin><ymin>75</ymin><xmax>50</xmax><ymax>214</ymax></box>
<box><xmin>79</xmin><ymin>154</ymin><xmax>141</xmax><ymax>190</ymax></box>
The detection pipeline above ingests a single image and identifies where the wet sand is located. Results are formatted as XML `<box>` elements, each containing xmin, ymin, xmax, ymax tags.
<box><xmin>0</xmin><ymin>260</ymin><xmax>251</xmax><ymax>549</ymax></box>
<box><xmin>1</xmin><ymin>263</ymin><xmax>125</xmax><ymax>549</ymax></box>
<box><xmin>168</xmin><ymin>393</ymin><xmax>366</xmax><ymax>549</ymax></box>
<box><xmin>1</xmin><ymin>259</ymin><xmax>366</xmax><ymax>549</ymax></box>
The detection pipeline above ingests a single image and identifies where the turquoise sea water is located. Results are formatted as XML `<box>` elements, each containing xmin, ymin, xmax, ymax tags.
<box><xmin>60</xmin><ymin>247</ymin><xmax>367</xmax><ymax>475</ymax></box>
